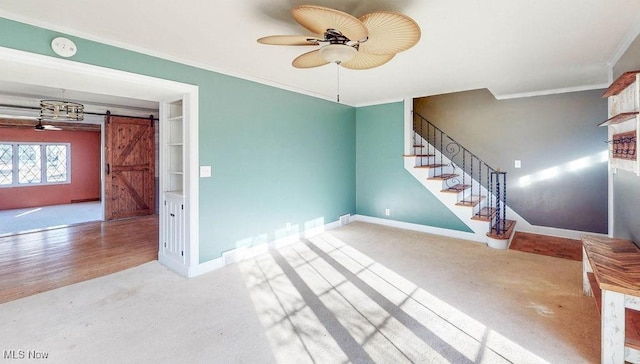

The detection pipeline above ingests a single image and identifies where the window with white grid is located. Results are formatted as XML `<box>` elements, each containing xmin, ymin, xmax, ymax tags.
<box><xmin>0</xmin><ymin>144</ymin><xmax>12</xmax><ymax>186</ymax></box>
<box><xmin>0</xmin><ymin>142</ymin><xmax>71</xmax><ymax>187</ymax></box>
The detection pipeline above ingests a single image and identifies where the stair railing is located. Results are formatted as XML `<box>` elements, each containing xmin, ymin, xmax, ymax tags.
<box><xmin>413</xmin><ymin>112</ymin><xmax>508</xmax><ymax>234</ymax></box>
<box><xmin>490</xmin><ymin>170</ymin><xmax>508</xmax><ymax>236</ymax></box>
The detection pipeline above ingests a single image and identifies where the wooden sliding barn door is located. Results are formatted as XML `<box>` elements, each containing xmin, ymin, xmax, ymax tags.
<box><xmin>105</xmin><ymin>113</ymin><xmax>155</xmax><ymax>220</ymax></box>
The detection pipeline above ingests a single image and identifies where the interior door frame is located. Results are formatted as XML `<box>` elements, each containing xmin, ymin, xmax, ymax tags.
<box><xmin>0</xmin><ymin>46</ymin><xmax>200</xmax><ymax>273</ymax></box>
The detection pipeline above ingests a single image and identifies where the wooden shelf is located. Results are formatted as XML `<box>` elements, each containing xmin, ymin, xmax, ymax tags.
<box><xmin>165</xmin><ymin>190</ymin><xmax>183</xmax><ymax>197</ymax></box>
<box><xmin>587</xmin><ymin>271</ymin><xmax>640</xmax><ymax>351</ymax></box>
<box><xmin>165</xmin><ymin>99</ymin><xmax>184</xmax><ymax>195</ymax></box>
<box><xmin>603</xmin><ymin>71</ymin><xmax>640</xmax><ymax>98</ymax></box>
<box><xmin>599</xmin><ymin>112</ymin><xmax>639</xmax><ymax>126</ymax></box>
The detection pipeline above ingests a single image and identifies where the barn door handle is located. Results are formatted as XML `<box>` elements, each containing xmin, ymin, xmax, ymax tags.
<box><xmin>106</xmin><ymin>163</ymin><xmax>110</xmax><ymax>175</ymax></box>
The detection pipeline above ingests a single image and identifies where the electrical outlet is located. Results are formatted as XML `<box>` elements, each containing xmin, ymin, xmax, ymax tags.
<box><xmin>385</xmin><ymin>208</ymin><xmax>390</xmax><ymax>216</ymax></box>
<box><xmin>515</xmin><ymin>160</ymin><xmax>521</xmax><ymax>169</ymax></box>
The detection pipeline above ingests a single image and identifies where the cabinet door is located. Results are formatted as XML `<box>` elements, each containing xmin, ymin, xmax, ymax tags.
<box><xmin>162</xmin><ymin>196</ymin><xmax>185</xmax><ymax>264</ymax></box>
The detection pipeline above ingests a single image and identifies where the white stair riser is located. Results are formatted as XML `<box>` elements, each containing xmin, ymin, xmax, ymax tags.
<box><xmin>407</xmin><ymin>130</ymin><xmax>529</xmax><ymax>249</ymax></box>
<box><xmin>405</xmin><ymin>133</ymin><xmax>504</xmax><ymax>242</ymax></box>
<box><xmin>405</xmin><ymin>156</ymin><xmax>491</xmax><ymax>237</ymax></box>
<box><xmin>451</xmin><ymin>204</ymin><xmax>483</xmax><ymax>218</ymax></box>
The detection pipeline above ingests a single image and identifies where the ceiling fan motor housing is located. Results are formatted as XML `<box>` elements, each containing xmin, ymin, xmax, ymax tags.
<box><xmin>324</xmin><ymin>29</ymin><xmax>359</xmax><ymax>50</ymax></box>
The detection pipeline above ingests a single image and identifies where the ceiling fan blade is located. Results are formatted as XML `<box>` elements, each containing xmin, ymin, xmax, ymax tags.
<box><xmin>35</xmin><ymin>119</ymin><xmax>62</xmax><ymax>131</ymax></box>
<box><xmin>292</xmin><ymin>5</ymin><xmax>368</xmax><ymax>42</ymax></box>
<box><xmin>341</xmin><ymin>52</ymin><xmax>395</xmax><ymax>70</ymax></box>
<box><xmin>292</xmin><ymin>50</ymin><xmax>330</xmax><ymax>68</ymax></box>
<box><xmin>358</xmin><ymin>12</ymin><xmax>421</xmax><ymax>55</ymax></box>
<box><xmin>257</xmin><ymin>35</ymin><xmax>321</xmax><ymax>46</ymax></box>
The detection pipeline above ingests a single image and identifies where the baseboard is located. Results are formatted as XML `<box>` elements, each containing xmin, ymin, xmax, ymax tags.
<box><xmin>351</xmin><ymin>214</ymin><xmax>606</xmax><ymax>243</ymax></box>
<box><xmin>183</xmin><ymin>218</ymin><xmax>344</xmax><ymax>277</ymax></box>
<box><xmin>514</xmin><ymin>224</ymin><xmax>608</xmax><ymax>240</ymax></box>
<box><xmin>352</xmin><ymin>215</ymin><xmax>485</xmax><ymax>243</ymax></box>
<box><xmin>188</xmin><ymin>256</ymin><xmax>224</xmax><ymax>277</ymax></box>
<box><xmin>71</xmin><ymin>198</ymin><xmax>100</xmax><ymax>203</ymax></box>
<box><xmin>158</xmin><ymin>253</ymin><xmax>190</xmax><ymax>277</ymax></box>
<box><xmin>162</xmin><ymin>215</ymin><xmax>602</xmax><ymax>278</ymax></box>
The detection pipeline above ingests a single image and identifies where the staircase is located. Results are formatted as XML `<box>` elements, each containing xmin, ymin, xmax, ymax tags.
<box><xmin>404</xmin><ymin>113</ymin><xmax>516</xmax><ymax>248</ymax></box>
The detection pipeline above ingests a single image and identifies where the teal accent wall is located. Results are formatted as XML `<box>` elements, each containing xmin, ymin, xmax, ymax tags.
<box><xmin>204</xmin><ymin>82</ymin><xmax>356</xmax><ymax>259</ymax></box>
<box><xmin>0</xmin><ymin>17</ymin><xmax>356</xmax><ymax>262</ymax></box>
<box><xmin>355</xmin><ymin>102</ymin><xmax>472</xmax><ymax>232</ymax></box>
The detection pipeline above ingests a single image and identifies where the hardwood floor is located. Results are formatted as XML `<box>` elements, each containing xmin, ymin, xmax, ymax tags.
<box><xmin>0</xmin><ymin>215</ymin><xmax>158</xmax><ymax>304</ymax></box>
<box><xmin>509</xmin><ymin>231</ymin><xmax>582</xmax><ymax>261</ymax></box>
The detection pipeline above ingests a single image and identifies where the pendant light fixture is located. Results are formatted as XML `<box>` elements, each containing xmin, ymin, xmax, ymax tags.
<box><xmin>40</xmin><ymin>89</ymin><xmax>84</xmax><ymax>121</ymax></box>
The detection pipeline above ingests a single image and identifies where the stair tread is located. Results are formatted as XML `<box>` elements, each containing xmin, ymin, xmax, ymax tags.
<box><xmin>456</xmin><ymin>195</ymin><xmax>485</xmax><ymax>207</ymax></box>
<box><xmin>414</xmin><ymin>164</ymin><xmax>446</xmax><ymax>169</ymax></box>
<box><xmin>428</xmin><ymin>173</ymin><xmax>458</xmax><ymax>180</ymax></box>
<box><xmin>472</xmin><ymin>207</ymin><xmax>496</xmax><ymax>221</ymax></box>
<box><xmin>486</xmin><ymin>219</ymin><xmax>516</xmax><ymax>240</ymax></box>
<box><xmin>441</xmin><ymin>184</ymin><xmax>471</xmax><ymax>193</ymax></box>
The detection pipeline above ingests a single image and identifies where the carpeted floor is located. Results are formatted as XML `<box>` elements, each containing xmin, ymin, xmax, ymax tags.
<box><xmin>0</xmin><ymin>222</ymin><xmax>599</xmax><ymax>363</ymax></box>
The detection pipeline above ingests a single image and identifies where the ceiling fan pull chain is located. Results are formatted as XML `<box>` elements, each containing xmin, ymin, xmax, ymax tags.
<box><xmin>336</xmin><ymin>62</ymin><xmax>340</xmax><ymax>103</ymax></box>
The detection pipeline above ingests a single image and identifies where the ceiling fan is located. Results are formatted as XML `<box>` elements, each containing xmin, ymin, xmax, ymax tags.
<box><xmin>257</xmin><ymin>5</ymin><xmax>421</xmax><ymax>70</ymax></box>
<box><xmin>35</xmin><ymin>118</ymin><xmax>62</xmax><ymax>131</ymax></box>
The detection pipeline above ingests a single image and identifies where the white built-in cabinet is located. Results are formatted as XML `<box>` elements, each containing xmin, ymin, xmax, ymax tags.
<box><xmin>160</xmin><ymin>99</ymin><xmax>187</xmax><ymax>267</ymax></box>
<box><xmin>163</xmin><ymin>193</ymin><xmax>185</xmax><ymax>264</ymax></box>
<box><xmin>600</xmin><ymin>71</ymin><xmax>640</xmax><ymax>175</ymax></box>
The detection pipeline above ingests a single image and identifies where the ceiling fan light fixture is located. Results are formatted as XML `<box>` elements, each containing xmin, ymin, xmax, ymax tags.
<box><xmin>40</xmin><ymin>99</ymin><xmax>84</xmax><ymax>121</ymax></box>
<box><xmin>319</xmin><ymin>44</ymin><xmax>357</xmax><ymax>64</ymax></box>
<box><xmin>35</xmin><ymin>120</ymin><xmax>45</xmax><ymax>131</ymax></box>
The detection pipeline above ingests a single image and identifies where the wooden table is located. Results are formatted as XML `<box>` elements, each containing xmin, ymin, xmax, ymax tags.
<box><xmin>582</xmin><ymin>234</ymin><xmax>640</xmax><ymax>364</ymax></box>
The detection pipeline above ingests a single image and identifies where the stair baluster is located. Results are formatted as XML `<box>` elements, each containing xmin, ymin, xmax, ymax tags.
<box><xmin>413</xmin><ymin>112</ymin><xmax>508</xmax><ymax>234</ymax></box>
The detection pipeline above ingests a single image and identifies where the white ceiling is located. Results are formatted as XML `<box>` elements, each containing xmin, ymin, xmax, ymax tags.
<box><xmin>1</xmin><ymin>1</ymin><xmax>640</xmax><ymax>106</ymax></box>
<box><xmin>0</xmin><ymin>79</ymin><xmax>159</xmax><ymax>111</ymax></box>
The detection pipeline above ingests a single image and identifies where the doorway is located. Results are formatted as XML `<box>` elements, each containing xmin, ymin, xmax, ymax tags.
<box><xmin>0</xmin><ymin>46</ymin><xmax>200</xmax><ymax>273</ymax></box>
<box><xmin>0</xmin><ymin>103</ymin><xmax>160</xmax><ymax>235</ymax></box>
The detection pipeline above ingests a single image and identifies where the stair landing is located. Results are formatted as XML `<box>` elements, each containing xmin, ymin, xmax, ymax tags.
<box><xmin>509</xmin><ymin>232</ymin><xmax>581</xmax><ymax>261</ymax></box>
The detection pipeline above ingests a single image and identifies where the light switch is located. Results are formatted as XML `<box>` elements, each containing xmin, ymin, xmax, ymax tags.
<box><xmin>200</xmin><ymin>165</ymin><xmax>212</xmax><ymax>178</ymax></box>
<box><xmin>515</xmin><ymin>160</ymin><xmax>521</xmax><ymax>169</ymax></box>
